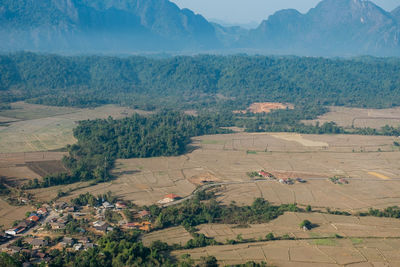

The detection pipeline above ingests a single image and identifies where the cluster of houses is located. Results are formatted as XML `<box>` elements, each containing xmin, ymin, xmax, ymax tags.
<box><xmin>2</xmin><ymin>235</ymin><xmax>95</xmax><ymax>265</ymax></box>
<box><xmin>92</xmin><ymin>200</ymin><xmax>152</xmax><ymax>232</ymax></box>
<box><xmin>5</xmin><ymin>206</ymin><xmax>48</xmax><ymax>236</ymax></box>
<box><xmin>0</xmin><ymin>196</ymin><xmax>157</xmax><ymax>265</ymax></box>
<box><xmin>257</xmin><ymin>170</ymin><xmax>307</xmax><ymax>185</ymax></box>
<box><xmin>2</xmin><ymin>245</ymin><xmax>50</xmax><ymax>266</ymax></box>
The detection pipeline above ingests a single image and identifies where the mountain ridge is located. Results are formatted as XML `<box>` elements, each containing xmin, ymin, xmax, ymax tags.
<box><xmin>247</xmin><ymin>0</ymin><xmax>400</xmax><ymax>56</ymax></box>
<box><xmin>0</xmin><ymin>0</ymin><xmax>399</xmax><ymax>56</ymax></box>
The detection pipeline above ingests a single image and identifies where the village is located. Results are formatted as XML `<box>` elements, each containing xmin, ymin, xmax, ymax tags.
<box><xmin>0</xmin><ymin>191</ymin><xmax>185</xmax><ymax>266</ymax></box>
<box><xmin>0</xmin><ymin>167</ymin><xmax>354</xmax><ymax>266</ymax></box>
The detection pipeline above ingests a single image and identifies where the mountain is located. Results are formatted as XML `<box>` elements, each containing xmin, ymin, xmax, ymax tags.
<box><xmin>0</xmin><ymin>0</ymin><xmax>399</xmax><ymax>56</ymax></box>
<box><xmin>0</xmin><ymin>0</ymin><xmax>220</xmax><ymax>52</ymax></box>
<box><xmin>392</xmin><ymin>6</ymin><xmax>400</xmax><ymax>21</ymax></box>
<box><xmin>246</xmin><ymin>0</ymin><xmax>400</xmax><ymax>56</ymax></box>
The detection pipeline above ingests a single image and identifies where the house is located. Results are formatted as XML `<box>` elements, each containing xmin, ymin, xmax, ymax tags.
<box><xmin>37</xmin><ymin>208</ymin><xmax>48</xmax><ymax>215</ymax></box>
<box><xmin>102</xmin><ymin>201</ymin><xmax>114</xmax><ymax>209</ymax></box>
<box><xmin>60</xmin><ymin>237</ymin><xmax>74</xmax><ymax>247</ymax></box>
<box><xmin>157</xmin><ymin>194</ymin><xmax>181</xmax><ymax>204</ymax></box>
<box><xmin>138</xmin><ymin>222</ymin><xmax>151</xmax><ymax>232</ymax></box>
<box><xmin>137</xmin><ymin>210</ymin><xmax>150</xmax><ymax>218</ymax></box>
<box><xmin>73</xmin><ymin>243</ymin><xmax>83</xmax><ymax>251</ymax></box>
<box><xmin>123</xmin><ymin>223</ymin><xmax>139</xmax><ymax>229</ymax></box>
<box><xmin>57</xmin><ymin>216</ymin><xmax>69</xmax><ymax>224</ymax></box>
<box><xmin>258</xmin><ymin>171</ymin><xmax>274</xmax><ymax>179</ymax></box>
<box><xmin>93</xmin><ymin>221</ymin><xmax>109</xmax><ymax>232</ymax></box>
<box><xmin>65</xmin><ymin>206</ymin><xmax>76</xmax><ymax>212</ymax></box>
<box><xmin>50</xmin><ymin>222</ymin><xmax>66</xmax><ymax>230</ymax></box>
<box><xmin>78</xmin><ymin>237</ymin><xmax>90</xmax><ymax>244</ymax></box>
<box><xmin>93</xmin><ymin>221</ymin><xmax>106</xmax><ymax>228</ymax></box>
<box><xmin>115</xmin><ymin>202</ymin><xmax>127</xmax><ymax>209</ymax></box>
<box><xmin>123</xmin><ymin>222</ymin><xmax>151</xmax><ymax>232</ymax></box>
<box><xmin>94</xmin><ymin>224</ymin><xmax>109</xmax><ymax>232</ymax></box>
<box><xmin>6</xmin><ymin>227</ymin><xmax>25</xmax><ymax>236</ymax></box>
<box><xmin>29</xmin><ymin>238</ymin><xmax>48</xmax><ymax>249</ymax></box>
<box><xmin>53</xmin><ymin>202</ymin><xmax>67</xmax><ymax>211</ymax></box>
<box><xmin>28</xmin><ymin>215</ymin><xmax>40</xmax><ymax>222</ymax></box>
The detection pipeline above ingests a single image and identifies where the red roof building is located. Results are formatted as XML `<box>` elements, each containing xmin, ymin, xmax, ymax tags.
<box><xmin>28</xmin><ymin>216</ymin><xmax>40</xmax><ymax>222</ymax></box>
<box><xmin>138</xmin><ymin>210</ymin><xmax>150</xmax><ymax>218</ymax></box>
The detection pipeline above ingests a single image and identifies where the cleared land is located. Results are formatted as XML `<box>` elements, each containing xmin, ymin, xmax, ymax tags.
<box><xmin>55</xmin><ymin>132</ymin><xmax>400</xmax><ymax>213</ymax></box>
<box><xmin>0</xmin><ymin>102</ymin><xmax>149</xmax><ymax>152</ymax></box>
<box><xmin>234</xmin><ymin>102</ymin><xmax>294</xmax><ymax>114</ymax></box>
<box><xmin>172</xmin><ymin>238</ymin><xmax>400</xmax><ymax>266</ymax></box>
<box><xmin>304</xmin><ymin>106</ymin><xmax>400</xmax><ymax>129</ymax></box>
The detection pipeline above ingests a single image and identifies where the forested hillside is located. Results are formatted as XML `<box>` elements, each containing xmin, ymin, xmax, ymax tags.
<box><xmin>1</xmin><ymin>53</ymin><xmax>400</xmax><ymax>110</ymax></box>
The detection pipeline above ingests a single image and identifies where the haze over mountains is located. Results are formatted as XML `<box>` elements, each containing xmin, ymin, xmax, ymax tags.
<box><xmin>0</xmin><ymin>0</ymin><xmax>399</xmax><ymax>56</ymax></box>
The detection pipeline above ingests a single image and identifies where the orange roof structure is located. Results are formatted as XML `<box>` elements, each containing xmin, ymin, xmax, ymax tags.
<box><xmin>28</xmin><ymin>215</ymin><xmax>40</xmax><ymax>222</ymax></box>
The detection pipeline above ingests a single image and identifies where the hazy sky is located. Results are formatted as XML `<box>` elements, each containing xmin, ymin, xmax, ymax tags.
<box><xmin>171</xmin><ymin>0</ymin><xmax>400</xmax><ymax>25</ymax></box>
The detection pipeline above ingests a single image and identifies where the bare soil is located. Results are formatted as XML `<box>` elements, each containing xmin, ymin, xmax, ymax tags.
<box><xmin>234</xmin><ymin>102</ymin><xmax>294</xmax><ymax>114</ymax></box>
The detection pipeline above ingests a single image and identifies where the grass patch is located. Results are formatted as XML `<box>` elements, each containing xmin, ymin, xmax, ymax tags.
<box><xmin>313</xmin><ymin>239</ymin><xmax>338</xmax><ymax>246</ymax></box>
<box><xmin>246</xmin><ymin>150</ymin><xmax>257</xmax><ymax>154</ymax></box>
<box><xmin>351</xmin><ymin>238</ymin><xmax>363</xmax><ymax>245</ymax></box>
<box><xmin>309</xmin><ymin>232</ymin><xmax>321</xmax><ymax>238</ymax></box>
<box><xmin>201</xmin><ymin>140</ymin><xmax>225</xmax><ymax>145</ymax></box>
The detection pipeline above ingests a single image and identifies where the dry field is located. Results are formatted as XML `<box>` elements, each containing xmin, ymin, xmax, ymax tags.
<box><xmin>304</xmin><ymin>106</ymin><xmax>400</xmax><ymax>129</ymax></box>
<box><xmin>196</xmin><ymin>212</ymin><xmax>400</xmax><ymax>242</ymax></box>
<box><xmin>26</xmin><ymin>160</ymin><xmax>68</xmax><ymax>177</ymax></box>
<box><xmin>0</xmin><ymin>152</ymin><xmax>73</xmax><ymax>226</ymax></box>
<box><xmin>172</xmin><ymin>238</ymin><xmax>400</xmax><ymax>266</ymax></box>
<box><xmin>141</xmin><ymin>226</ymin><xmax>192</xmax><ymax>246</ymax></box>
<box><xmin>56</xmin><ymin>132</ymin><xmax>400</xmax><ymax>213</ymax></box>
<box><xmin>57</xmin><ymin>156</ymin><xmax>198</xmax><ymax>206</ymax></box>
<box><xmin>0</xmin><ymin>199</ymin><xmax>35</xmax><ymax>229</ymax></box>
<box><xmin>0</xmin><ymin>102</ymin><xmax>149</xmax><ymax>152</ymax></box>
<box><xmin>0</xmin><ymin>152</ymin><xmax>67</xmax><ymax>184</ymax></box>
<box><xmin>144</xmin><ymin>211</ymin><xmax>400</xmax><ymax>266</ymax></box>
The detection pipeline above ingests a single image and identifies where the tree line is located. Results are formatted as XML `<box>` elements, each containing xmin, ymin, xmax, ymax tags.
<box><xmin>1</xmin><ymin>53</ymin><xmax>400</xmax><ymax>110</ymax></box>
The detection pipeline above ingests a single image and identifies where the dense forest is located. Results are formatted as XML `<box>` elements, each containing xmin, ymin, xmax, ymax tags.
<box><xmin>1</xmin><ymin>53</ymin><xmax>400</xmax><ymax>110</ymax></box>
<box><xmin>24</xmin><ymin>111</ymin><xmax>232</xmax><ymax>188</ymax></box>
